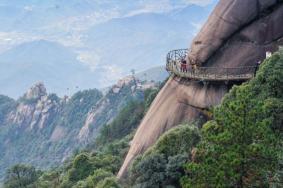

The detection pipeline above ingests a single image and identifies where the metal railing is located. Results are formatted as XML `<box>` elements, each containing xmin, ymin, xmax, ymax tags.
<box><xmin>166</xmin><ymin>49</ymin><xmax>257</xmax><ymax>81</ymax></box>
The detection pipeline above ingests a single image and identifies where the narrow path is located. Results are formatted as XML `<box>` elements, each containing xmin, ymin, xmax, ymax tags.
<box><xmin>166</xmin><ymin>49</ymin><xmax>256</xmax><ymax>81</ymax></box>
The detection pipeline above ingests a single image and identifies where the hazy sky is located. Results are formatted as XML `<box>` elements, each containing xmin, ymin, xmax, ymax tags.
<box><xmin>0</xmin><ymin>0</ymin><xmax>214</xmax><ymax>51</ymax></box>
<box><xmin>0</xmin><ymin>0</ymin><xmax>217</xmax><ymax>97</ymax></box>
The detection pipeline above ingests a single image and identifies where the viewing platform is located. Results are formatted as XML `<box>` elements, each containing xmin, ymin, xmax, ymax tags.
<box><xmin>166</xmin><ymin>49</ymin><xmax>257</xmax><ymax>81</ymax></box>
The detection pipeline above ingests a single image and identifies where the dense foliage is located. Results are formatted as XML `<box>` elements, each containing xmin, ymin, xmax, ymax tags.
<box><xmin>0</xmin><ymin>95</ymin><xmax>16</xmax><ymax>123</ymax></box>
<box><xmin>63</xmin><ymin>89</ymin><xmax>103</xmax><ymax>129</ymax></box>
<box><xmin>4</xmin><ymin>164</ymin><xmax>42</xmax><ymax>188</ymax></box>
<box><xmin>96</xmin><ymin>100</ymin><xmax>145</xmax><ymax>146</ymax></box>
<box><xmin>181</xmin><ymin>49</ymin><xmax>283</xmax><ymax>187</ymax></box>
<box><xmin>129</xmin><ymin>125</ymin><xmax>200</xmax><ymax>188</ymax></box>
<box><xmin>1</xmin><ymin>78</ymin><xmax>157</xmax><ymax>179</ymax></box>
<box><xmin>2</xmin><ymin>87</ymin><xmax>160</xmax><ymax>187</ymax></box>
<box><xmin>95</xmin><ymin>88</ymin><xmax>159</xmax><ymax>147</ymax></box>
<box><xmin>143</xmin><ymin>88</ymin><xmax>159</xmax><ymax>111</ymax></box>
<box><xmin>0</xmin><ymin>89</ymin><xmax>104</xmax><ymax>180</ymax></box>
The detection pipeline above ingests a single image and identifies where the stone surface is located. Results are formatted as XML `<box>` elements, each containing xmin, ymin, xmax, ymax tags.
<box><xmin>118</xmin><ymin>77</ymin><xmax>227</xmax><ymax>177</ymax></box>
<box><xmin>187</xmin><ymin>0</ymin><xmax>280</xmax><ymax>66</ymax></box>
<box><xmin>118</xmin><ymin>0</ymin><xmax>283</xmax><ymax>178</ymax></box>
<box><xmin>1</xmin><ymin>77</ymin><xmax>158</xmax><ymax>178</ymax></box>
<box><xmin>8</xmin><ymin>83</ymin><xmax>61</xmax><ymax>130</ymax></box>
<box><xmin>24</xmin><ymin>82</ymin><xmax>47</xmax><ymax>100</ymax></box>
<box><xmin>78</xmin><ymin>77</ymin><xmax>158</xmax><ymax>143</ymax></box>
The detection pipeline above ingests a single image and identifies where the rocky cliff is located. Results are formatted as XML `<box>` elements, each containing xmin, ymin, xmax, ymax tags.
<box><xmin>118</xmin><ymin>0</ymin><xmax>283</xmax><ymax>178</ymax></box>
<box><xmin>7</xmin><ymin>83</ymin><xmax>62</xmax><ymax>131</ymax></box>
<box><xmin>0</xmin><ymin>77</ymin><xmax>158</xmax><ymax>179</ymax></box>
<box><xmin>78</xmin><ymin>76</ymin><xmax>158</xmax><ymax>143</ymax></box>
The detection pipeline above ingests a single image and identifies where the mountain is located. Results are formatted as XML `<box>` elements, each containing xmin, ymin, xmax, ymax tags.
<box><xmin>0</xmin><ymin>40</ymin><xmax>99</xmax><ymax>98</ymax></box>
<box><xmin>83</xmin><ymin>6</ymin><xmax>213</xmax><ymax>75</ymax></box>
<box><xmin>0</xmin><ymin>39</ymin><xmax>168</xmax><ymax>98</ymax></box>
<box><xmin>0</xmin><ymin>77</ymin><xmax>159</xmax><ymax>179</ymax></box>
<box><xmin>0</xmin><ymin>3</ymin><xmax>216</xmax><ymax>98</ymax></box>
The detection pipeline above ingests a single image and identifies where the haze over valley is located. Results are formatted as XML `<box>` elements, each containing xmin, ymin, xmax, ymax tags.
<box><xmin>0</xmin><ymin>0</ymin><xmax>216</xmax><ymax>98</ymax></box>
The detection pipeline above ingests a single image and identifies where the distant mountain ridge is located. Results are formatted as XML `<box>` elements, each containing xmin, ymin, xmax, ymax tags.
<box><xmin>0</xmin><ymin>3</ymin><xmax>215</xmax><ymax>98</ymax></box>
<box><xmin>0</xmin><ymin>40</ymin><xmax>97</xmax><ymax>98</ymax></box>
<box><xmin>0</xmin><ymin>40</ymin><xmax>168</xmax><ymax>98</ymax></box>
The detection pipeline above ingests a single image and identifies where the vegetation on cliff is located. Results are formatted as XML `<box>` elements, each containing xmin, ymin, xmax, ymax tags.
<box><xmin>3</xmin><ymin>88</ymin><xmax>159</xmax><ymax>188</ymax></box>
<box><xmin>0</xmin><ymin>88</ymin><xmax>103</xmax><ymax>180</ymax></box>
<box><xmin>181</xmin><ymin>49</ymin><xmax>283</xmax><ymax>187</ymax></box>
<box><xmin>128</xmin><ymin>124</ymin><xmax>200</xmax><ymax>188</ymax></box>
<box><xmin>127</xmin><ymin>49</ymin><xmax>283</xmax><ymax>188</ymax></box>
<box><xmin>95</xmin><ymin>100</ymin><xmax>145</xmax><ymax>147</ymax></box>
<box><xmin>0</xmin><ymin>95</ymin><xmax>16</xmax><ymax>123</ymax></box>
<box><xmin>0</xmin><ymin>77</ymin><xmax>158</xmax><ymax>179</ymax></box>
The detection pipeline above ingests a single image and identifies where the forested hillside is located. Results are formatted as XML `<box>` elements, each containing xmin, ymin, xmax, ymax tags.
<box><xmin>0</xmin><ymin>76</ymin><xmax>159</xmax><ymax>180</ymax></box>
<box><xmin>2</xmin><ymin>86</ymin><xmax>160</xmax><ymax>188</ymax></box>
<box><xmin>3</xmin><ymin>49</ymin><xmax>282</xmax><ymax>188</ymax></box>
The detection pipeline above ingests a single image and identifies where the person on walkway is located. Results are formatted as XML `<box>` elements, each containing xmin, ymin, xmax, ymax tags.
<box><xmin>181</xmin><ymin>59</ymin><xmax>187</xmax><ymax>72</ymax></box>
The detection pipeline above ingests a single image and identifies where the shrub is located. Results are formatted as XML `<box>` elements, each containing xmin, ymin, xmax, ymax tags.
<box><xmin>144</xmin><ymin>124</ymin><xmax>200</xmax><ymax>158</ymax></box>
<box><xmin>68</xmin><ymin>153</ymin><xmax>94</xmax><ymax>182</ymax></box>
<box><xmin>129</xmin><ymin>124</ymin><xmax>200</xmax><ymax>188</ymax></box>
<box><xmin>96</xmin><ymin>177</ymin><xmax>121</xmax><ymax>188</ymax></box>
<box><xmin>4</xmin><ymin>164</ymin><xmax>41</xmax><ymax>188</ymax></box>
<box><xmin>90</xmin><ymin>169</ymin><xmax>113</xmax><ymax>186</ymax></box>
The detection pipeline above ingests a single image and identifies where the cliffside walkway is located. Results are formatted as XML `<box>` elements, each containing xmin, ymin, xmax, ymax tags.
<box><xmin>166</xmin><ymin>49</ymin><xmax>257</xmax><ymax>81</ymax></box>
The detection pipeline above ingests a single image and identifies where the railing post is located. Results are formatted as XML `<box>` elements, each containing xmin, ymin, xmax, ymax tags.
<box><xmin>226</xmin><ymin>68</ymin><xmax>228</xmax><ymax>80</ymax></box>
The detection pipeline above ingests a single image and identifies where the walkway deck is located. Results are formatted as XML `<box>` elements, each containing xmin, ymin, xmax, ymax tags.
<box><xmin>166</xmin><ymin>49</ymin><xmax>256</xmax><ymax>81</ymax></box>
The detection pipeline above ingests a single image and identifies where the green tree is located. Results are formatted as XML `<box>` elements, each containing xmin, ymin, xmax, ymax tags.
<box><xmin>95</xmin><ymin>88</ymin><xmax>160</xmax><ymax>147</ymax></box>
<box><xmin>181</xmin><ymin>49</ymin><xmax>283</xmax><ymax>187</ymax></box>
<box><xmin>144</xmin><ymin>88</ymin><xmax>159</xmax><ymax>111</ymax></box>
<box><xmin>90</xmin><ymin>169</ymin><xmax>113</xmax><ymax>187</ymax></box>
<box><xmin>144</xmin><ymin>124</ymin><xmax>200</xmax><ymax>158</ymax></box>
<box><xmin>68</xmin><ymin>153</ymin><xmax>94</xmax><ymax>182</ymax></box>
<box><xmin>36</xmin><ymin>171</ymin><xmax>60</xmax><ymax>188</ymax></box>
<box><xmin>4</xmin><ymin>164</ymin><xmax>41</xmax><ymax>188</ymax></box>
<box><xmin>131</xmin><ymin>153</ymin><xmax>167</xmax><ymax>188</ymax></box>
<box><xmin>63</xmin><ymin>89</ymin><xmax>102</xmax><ymax>128</ymax></box>
<box><xmin>96</xmin><ymin>177</ymin><xmax>121</xmax><ymax>188</ymax></box>
<box><xmin>63</xmin><ymin>151</ymin><xmax>120</xmax><ymax>186</ymax></box>
<box><xmin>129</xmin><ymin>125</ymin><xmax>200</xmax><ymax>188</ymax></box>
<box><xmin>0</xmin><ymin>95</ymin><xmax>16</xmax><ymax>123</ymax></box>
<box><xmin>96</xmin><ymin>100</ymin><xmax>144</xmax><ymax>145</ymax></box>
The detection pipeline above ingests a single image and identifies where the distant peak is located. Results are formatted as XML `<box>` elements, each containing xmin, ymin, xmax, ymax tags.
<box><xmin>24</xmin><ymin>82</ymin><xmax>47</xmax><ymax>100</ymax></box>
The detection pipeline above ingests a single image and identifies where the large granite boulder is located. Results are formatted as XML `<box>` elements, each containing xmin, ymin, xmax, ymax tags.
<box><xmin>188</xmin><ymin>0</ymin><xmax>282</xmax><ymax>66</ymax></box>
<box><xmin>118</xmin><ymin>0</ymin><xmax>283</xmax><ymax>178</ymax></box>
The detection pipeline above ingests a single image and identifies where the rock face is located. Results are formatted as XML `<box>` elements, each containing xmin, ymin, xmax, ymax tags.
<box><xmin>0</xmin><ymin>78</ymin><xmax>158</xmax><ymax>178</ymax></box>
<box><xmin>118</xmin><ymin>0</ymin><xmax>283</xmax><ymax>178</ymax></box>
<box><xmin>8</xmin><ymin>83</ymin><xmax>61</xmax><ymax>130</ymax></box>
<box><xmin>188</xmin><ymin>0</ymin><xmax>283</xmax><ymax>66</ymax></box>
<box><xmin>23</xmin><ymin>82</ymin><xmax>47</xmax><ymax>100</ymax></box>
<box><xmin>78</xmin><ymin>76</ymin><xmax>158</xmax><ymax>143</ymax></box>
